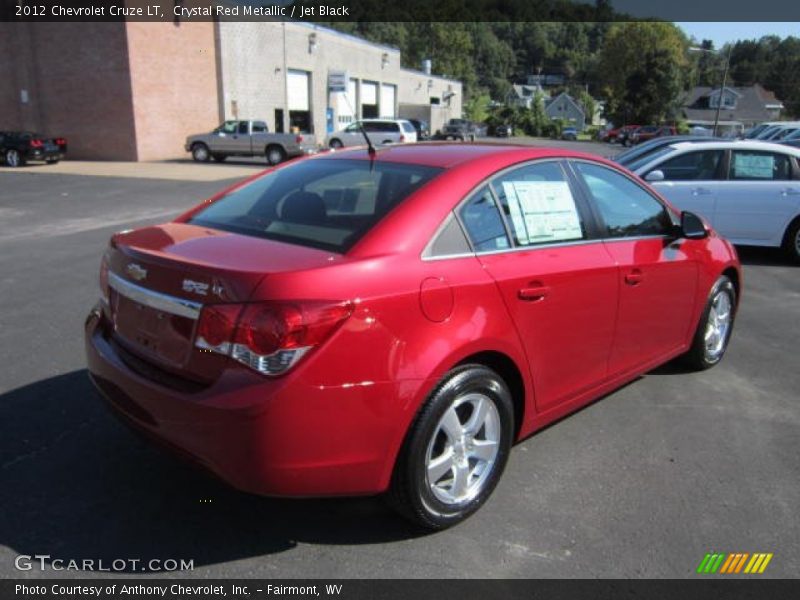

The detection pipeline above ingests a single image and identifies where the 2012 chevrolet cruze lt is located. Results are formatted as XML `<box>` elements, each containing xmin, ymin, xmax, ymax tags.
<box><xmin>85</xmin><ymin>144</ymin><xmax>741</xmax><ymax>528</ymax></box>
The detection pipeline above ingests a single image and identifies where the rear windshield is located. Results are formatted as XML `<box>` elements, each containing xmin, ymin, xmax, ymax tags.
<box><xmin>189</xmin><ymin>158</ymin><xmax>443</xmax><ymax>253</ymax></box>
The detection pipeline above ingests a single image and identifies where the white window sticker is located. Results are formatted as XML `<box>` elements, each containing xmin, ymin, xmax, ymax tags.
<box><xmin>502</xmin><ymin>181</ymin><xmax>582</xmax><ymax>244</ymax></box>
<box><xmin>733</xmin><ymin>153</ymin><xmax>774</xmax><ymax>179</ymax></box>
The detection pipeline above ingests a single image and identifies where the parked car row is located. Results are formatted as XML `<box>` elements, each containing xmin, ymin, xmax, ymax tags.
<box><xmin>600</xmin><ymin>124</ymin><xmax>677</xmax><ymax>146</ymax></box>
<box><xmin>625</xmin><ymin>139</ymin><xmax>800</xmax><ymax>262</ymax></box>
<box><xmin>0</xmin><ymin>131</ymin><xmax>67</xmax><ymax>167</ymax></box>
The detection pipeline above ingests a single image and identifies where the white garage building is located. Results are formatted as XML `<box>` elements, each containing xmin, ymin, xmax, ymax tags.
<box><xmin>216</xmin><ymin>22</ymin><xmax>462</xmax><ymax>138</ymax></box>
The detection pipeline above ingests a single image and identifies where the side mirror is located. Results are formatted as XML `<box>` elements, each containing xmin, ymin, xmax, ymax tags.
<box><xmin>680</xmin><ymin>211</ymin><xmax>708</xmax><ymax>240</ymax></box>
<box><xmin>645</xmin><ymin>170</ymin><xmax>665</xmax><ymax>182</ymax></box>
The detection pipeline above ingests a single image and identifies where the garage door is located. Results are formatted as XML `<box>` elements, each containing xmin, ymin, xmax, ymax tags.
<box><xmin>380</xmin><ymin>84</ymin><xmax>396</xmax><ymax>118</ymax></box>
<box><xmin>287</xmin><ymin>69</ymin><xmax>310</xmax><ymax>111</ymax></box>
<box><xmin>362</xmin><ymin>81</ymin><xmax>378</xmax><ymax>118</ymax></box>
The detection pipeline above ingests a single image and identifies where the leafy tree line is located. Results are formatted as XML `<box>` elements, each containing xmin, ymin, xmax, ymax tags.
<box><xmin>323</xmin><ymin>21</ymin><xmax>800</xmax><ymax>126</ymax></box>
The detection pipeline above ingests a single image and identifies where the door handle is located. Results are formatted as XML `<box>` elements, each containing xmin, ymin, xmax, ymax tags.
<box><xmin>518</xmin><ymin>284</ymin><xmax>550</xmax><ymax>302</ymax></box>
<box><xmin>624</xmin><ymin>269</ymin><xmax>644</xmax><ymax>286</ymax></box>
<box><xmin>691</xmin><ymin>187</ymin><xmax>713</xmax><ymax>196</ymax></box>
<box><xmin>781</xmin><ymin>188</ymin><xmax>800</xmax><ymax>196</ymax></box>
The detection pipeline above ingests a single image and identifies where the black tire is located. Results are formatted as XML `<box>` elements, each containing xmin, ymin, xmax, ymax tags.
<box><xmin>387</xmin><ymin>364</ymin><xmax>514</xmax><ymax>530</ymax></box>
<box><xmin>45</xmin><ymin>159</ymin><xmax>59</xmax><ymax>164</ymax></box>
<box><xmin>266</xmin><ymin>145</ymin><xmax>286</xmax><ymax>166</ymax></box>
<box><xmin>5</xmin><ymin>149</ymin><xmax>25</xmax><ymax>167</ymax></box>
<box><xmin>329</xmin><ymin>139</ymin><xmax>343</xmax><ymax>149</ymax></box>
<box><xmin>191</xmin><ymin>143</ymin><xmax>210</xmax><ymax>163</ymax></box>
<box><xmin>781</xmin><ymin>217</ymin><xmax>800</xmax><ymax>264</ymax></box>
<box><xmin>381</xmin><ymin>139</ymin><xmax>392</xmax><ymax>145</ymax></box>
<box><xmin>211</xmin><ymin>154</ymin><xmax>226</xmax><ymax>163</ymax></box>
<box><xmin>681</xmin><ymin>276</ymin><xmax>737</xmax><ymax>370</ymax></box>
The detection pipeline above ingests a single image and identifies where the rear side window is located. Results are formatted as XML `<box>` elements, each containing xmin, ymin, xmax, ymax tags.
<box><xmin>491</xmin><ymin>161</ymin><xmax>586</xmax><ymax>246</ymax></box>
<box><xmin>654</xmin><ymin>150</ymin><xmax>724</xmax><ymax>181</ymax></box>
<box><xmin>729</xmin><ymin>151</ymin><xmax>792</xmax><ymax>181</ymax></box>
<box><xmin>574</xmin><ymin>162</ymin><xmax>673</xmax><ymax>238</ymax></box>
<box><xmin>458</xmin><ymin>187</ymin><xmax>510</xmax><ymax>252</ymax></box>
<box><xmin>189</xmin><ymin>159</ymin><xmax>442</xmax><ymax>253</ymax></box>
<box><xmin>252</xmin><ymin>121</ymin><xmax>268</xmax><ymax>133</ymax></box>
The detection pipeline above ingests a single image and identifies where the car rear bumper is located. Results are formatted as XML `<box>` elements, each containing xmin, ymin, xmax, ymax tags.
<box><xmin>28</xmin><ymin>148</ymin><xmax>62</xmax><ymax>161</ymax></box>
<box><xmin>84</xmin><ymin>306</ymin><xmax>404</xmax><ymax>497</ymax></box>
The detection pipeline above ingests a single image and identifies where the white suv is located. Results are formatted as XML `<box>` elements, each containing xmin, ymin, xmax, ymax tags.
<box><xmin>326</xmin><ymin>119</ymin><xmax>418</xmax><ymax>149</ymax></box>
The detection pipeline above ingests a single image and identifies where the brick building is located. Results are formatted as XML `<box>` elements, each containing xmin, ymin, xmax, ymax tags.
<box><xmin>0</xmin><ymin>21</ymin><xmax>462</xmax><ymax>161</ymax></box>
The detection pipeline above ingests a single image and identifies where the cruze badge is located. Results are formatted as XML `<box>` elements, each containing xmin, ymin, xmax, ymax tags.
<box><xmin>126</xmin><ymin>263</ymin><xmax>147</xmax><ymax>281</ymax></box>
<box><xmin>182</xmin><ymin>279</ymin><xmax>209</xmax><ymax>296</ymax></box>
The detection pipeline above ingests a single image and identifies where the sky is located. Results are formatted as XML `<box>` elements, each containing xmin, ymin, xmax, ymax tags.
<box><xmin>676</xmin><ymin>22</ymin><xmax>800</xmax><ymax>47</ymax></box>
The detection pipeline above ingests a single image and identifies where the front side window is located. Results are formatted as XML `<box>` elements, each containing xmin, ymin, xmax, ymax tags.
<box><xmin>491</xmin><ymin>161</ymin><xmax>586</xmax><ymax>246</ymax></box>
<box><xmin>458</xmin><ymin>187</ymin><xmax>510</xmax><ymax>252</ymax></box>
<box><xmin>189</xmin><ymin>159</ymin><xmax>442</xmax><ymax>253</ymax></box>
<box><xmin>218</xmin><ymin>121</ymin><xmax>238</xmax><ymax>134</ymax></box>
<box><xmin>653</xmin><ymin>150</ymin><xmax>724</xmax><ymax>181</ymax></box>
<box><xmin>574</xmin><ymin>162</ymin><xmax>673</xmax><ymax>238</ymax></box>
<box><xmin>729</xmin><ymin>151</ymin><xmax>792</xmax><ymax>181</ymax></box>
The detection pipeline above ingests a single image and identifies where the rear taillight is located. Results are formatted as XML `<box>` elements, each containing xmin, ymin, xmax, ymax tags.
<box><xmin>295</xmin><ymin>135</ymin><xmax>304</xmax><ymax>144</ymax></box>
<box><xmin>55</xmin><ymin>138</ymin><xmax>66</xmax><ymax>146</ymax></box>
<box><xmin>195</xmin><ymin>301</ymin><xmax>352</xmax><ymax>376</ymax></box>
<box><xmin>399</xmin><ymin>135</ymin><xmax>406</xmax><ymax>143</ymax></box>
<box><xmin>30</xmin><ymin>139</ymin><xmax>43</xmax><ymax>148</ymax></box>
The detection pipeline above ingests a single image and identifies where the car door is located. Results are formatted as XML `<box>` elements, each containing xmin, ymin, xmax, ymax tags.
<box><xmin>571</xmin><ymin>161</ymin><xmax>698</xmax><ymax>377</ymax></box>
<box><xmin>645</xmin><ymin>148</ymin><xmax>726</xmax><ymax>223</ymax></box>
<box><xmin>230</xmin><ymin>120</ymin><xmax>252</xmax><ymax>153</ymax></box>
<box><xmin>460</xmin><ymin>161</ymin><xmax>619</xmax><ymax>412</ymax></box>
<box><xmin>712</xmin><ymin>149</ymin><xmax>800</xmax><ymax>245</ymax></box>
<box><xmin>209</xmin><ymin>120</ymin><xmax>240</xmax><ymax>153</ymax></box>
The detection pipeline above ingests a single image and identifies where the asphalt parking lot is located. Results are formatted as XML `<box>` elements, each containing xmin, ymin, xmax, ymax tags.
<box><xmin>0</xmin><ymin>142</ymin><xmax>798</xmax><ymax>579</ymax></box>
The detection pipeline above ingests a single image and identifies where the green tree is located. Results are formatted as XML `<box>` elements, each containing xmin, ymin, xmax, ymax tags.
<box><xmin>598</xmin><ymin>22</ymin><xmax>690</xmax><ymax>124</ymax></box>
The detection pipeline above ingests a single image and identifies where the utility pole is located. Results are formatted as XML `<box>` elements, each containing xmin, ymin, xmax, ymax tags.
<box><xmin>713</xmin><ymin>45</ymin><xmax>733</xmax><ymax>137</ymax></box>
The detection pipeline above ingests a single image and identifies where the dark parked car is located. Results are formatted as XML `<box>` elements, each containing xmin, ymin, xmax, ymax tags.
<box><xmin>561</xmin><ymin>127</ymin><xmax>578</xmax><ymax>141</ymax></box>
<box><xmin>0</xmin><ymin>131</ymin><xmax>67</xmax><ymax>167</ymax></box>
<box><xmin>492</xmin><ymin>123</ymin><xmax>513</xmax><ymax>137</ymax></box>
<box><xmin>435</xmin><ymin>119</ymin><xmax>482</xmax><ymax>141</ymax></box>
<box><xmin>407</xmin><ymin>119</ymin><xmax>431</xmax><ymax>141</ymax></box>
<box><xmin>86</xmin><ymin>144</ymin><xmax>740</xmax><ymax>529</ymax></box>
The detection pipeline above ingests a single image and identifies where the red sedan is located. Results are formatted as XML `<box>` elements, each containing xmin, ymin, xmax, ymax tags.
<box><xmin>85</xmin><ymin>144</ymin><xmax>741</xmax><ymax>529</ymax></box>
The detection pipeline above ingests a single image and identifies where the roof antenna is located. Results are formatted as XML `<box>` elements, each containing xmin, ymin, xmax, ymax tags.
<box><xmin>341</xmin><ymin>94</ymin><xmax>376</xmax><ymax>159</ymax></box>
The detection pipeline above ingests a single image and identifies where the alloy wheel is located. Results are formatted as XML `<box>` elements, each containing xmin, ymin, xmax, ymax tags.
<box><xmin>425</xmin><ymin>392</ymin><xmax>501</xmax><ymax>505</ymax></box>
<box><xmin>704</xmin><ymin>290</ymin><xmax>732</xmax><ymax>361</ymax></box>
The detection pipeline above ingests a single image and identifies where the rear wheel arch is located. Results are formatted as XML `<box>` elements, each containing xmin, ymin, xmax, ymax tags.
<box><xmin>454</xmin><ymin>351</ymin><xmax>526</xmax><ymax>441</ymax></box>
<box><xmin>781</xmin><ymin>214</ymin><xmax>800</xmax><ymax>263</ymax></box>
<box><xmin>721</xmin><ymin>266</ymin><xmax>741</xmax><ymax>302</ymax></box>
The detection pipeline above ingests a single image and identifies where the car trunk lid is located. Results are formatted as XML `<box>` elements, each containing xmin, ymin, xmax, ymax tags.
<box><xmin>106</xmin><ymin>222</ymin><xmax>342</xmax><ymax>382</ymax></box>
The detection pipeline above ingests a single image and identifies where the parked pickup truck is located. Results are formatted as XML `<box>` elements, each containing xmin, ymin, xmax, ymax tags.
<box><xmin>185</xmin><ymin>120</ymin><xmax>317</xmax><ymax>165</ymax></box>
<box><xmin>434</xmin><ymin>118</ymin><xmax>483</xmax><ymax>141</ymax></box>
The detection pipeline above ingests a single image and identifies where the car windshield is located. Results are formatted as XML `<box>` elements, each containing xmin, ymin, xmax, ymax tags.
<box><xmin>189</xmin><ymin>159</ymin><xmax>443</xmax><ymax>253</ymax></box>
<box><xmin>626</xmin><ymin>145</ymin><xmax>679</xmax><ymax>173</ymax></box>
<box><xmin>615</xmin><ymin>138</ymin><xmax>671</xmax><ymax>165</ymax></box>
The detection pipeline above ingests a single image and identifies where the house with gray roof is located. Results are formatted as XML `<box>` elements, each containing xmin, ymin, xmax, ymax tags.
<box><xmin>682</xmin><ymin>84</ymin><xmax>784</xmax><ymax>131</ymax></box>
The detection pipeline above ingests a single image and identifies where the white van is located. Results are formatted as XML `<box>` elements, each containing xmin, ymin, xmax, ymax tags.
<box><xmin>326</xmin><ymin>119</ymin><xmax>418</xmax><ymax>149</ymax></box>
